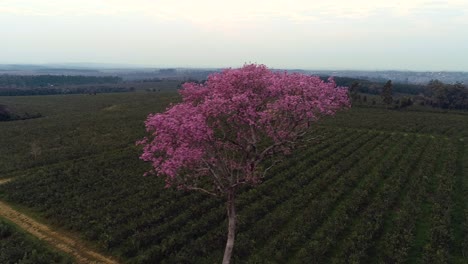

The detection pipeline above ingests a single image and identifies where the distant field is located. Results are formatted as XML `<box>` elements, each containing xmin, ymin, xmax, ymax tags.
<box><xmin>0</xmin><ymin>77</ymin><xmax>182</xmax><ymax>96</ymax></box>
<box><xmin>0</xmin><ymin>92</ymin><xmax>467</xmax><ymax>263</ymax></box>
<box><xmin>0</xmin><ymin>92</ymin><xmax>178</xmax><ymax>175</ymax></box>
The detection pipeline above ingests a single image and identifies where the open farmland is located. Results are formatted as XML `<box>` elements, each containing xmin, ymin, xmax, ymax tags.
<box><xmin>0</xmin><ymin>91</ymin><xmax>467</xmax><ymax>263</ymax></box>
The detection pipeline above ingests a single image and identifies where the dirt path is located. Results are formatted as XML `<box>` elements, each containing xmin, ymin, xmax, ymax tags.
<box><xmin>0</xmin><ymin>180</ymin><xmax>119</xmax><ymax>264</ymax></box>
<box><xmin>0</xmin><ymin>178</ymin><xmax>13</xmax><ymax>185</ymax></box>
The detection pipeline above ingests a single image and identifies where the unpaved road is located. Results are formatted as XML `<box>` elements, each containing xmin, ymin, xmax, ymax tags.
<box><xmin>0</xmin><ymin>178</ymin><xmax>13</xmax><ymax>185</ymax></box>
<box><xmin>0</xmin><ymin>179</ymin><xmax>119</xmax><ymax>264</ymax></box>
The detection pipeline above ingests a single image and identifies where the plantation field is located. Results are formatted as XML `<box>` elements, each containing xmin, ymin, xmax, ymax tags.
<box><xmin>0</xmin><ymin>92</ymin><xmax>467</xmax><ymax>263</ymax></box>
<box><xmin>0</xmin><ymin>218</ymin><xmax>73</xmax><ymax>263</ymax></box>
<box><xmin>0</xmin><ymin>92</ymin><xmax>178</xmax><ymax>175</ymax></box>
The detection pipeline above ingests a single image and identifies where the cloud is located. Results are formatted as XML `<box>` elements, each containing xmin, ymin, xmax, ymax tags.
<box><xmin>1</xmin><ymin>0</ymin><xmax>467</xmax><ymax>27</ymax></box>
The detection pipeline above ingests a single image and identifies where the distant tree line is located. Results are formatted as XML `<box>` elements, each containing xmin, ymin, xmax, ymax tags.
<box><xmin>333</xmin><ymin>76</ymin><xmax>467</xmax><ymax>110</ymax></box>
<box><xmin>159</xmin><ymin>69</ymin><xmax>177</xmax><ymax>74</ymax></box>
<box><xmin>140</xmin><ymin>78</ymin><xmax>163</xmax><ymax>83</ymax></box>
<box><xmin>331</xmin><ymin>76</ymin><xmax>426</xmax><ymax>95</ymax></box>
<box><xmin>421</xmin><ymin>80</ymin><xmax>468</xmax><ymax>110</ymax></box>
<box><xmin>0</xmin><ymin>75</ymin><xmax>122</xmax><ymax>88</ymax></box>
<box><xmin>0</xmin><ymin>104</ymin><xmax>42</xmax><ymax>121</ymax></box>
<box><xmin>0</xmin><ymin>85</ymin><xmax>134</xmax><ymax>96</ymax></box>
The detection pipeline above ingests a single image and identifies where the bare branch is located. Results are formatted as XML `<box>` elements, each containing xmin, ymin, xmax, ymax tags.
<box><xmin>185</xmin><ymin>186</ymin><xmax>219</xmax><ymax>197</ymax></box>
<box><xmin>250</xmin><ymin>125</ymin><xmax>258</xmax><ymax>146</ymax></box>
<box><xmin>202</xmin><ymin>158</ymin><xmax>225</xmax><ymax>191</ymax></box>
<box><xmin>231</xmin><ymin>181</ymin><xmax>248</xmax><ymax>189</ymax></box>
<box><xmin>262</xmin><ymin>160</ymin><xmax>282</xmax><ymax>178</ymax></box>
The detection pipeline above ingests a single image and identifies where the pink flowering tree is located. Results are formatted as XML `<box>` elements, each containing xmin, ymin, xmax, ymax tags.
<box><xmin>138</xmin><ymin>64</ymin><xmax>349</xmax><ymax>264</ymax></box>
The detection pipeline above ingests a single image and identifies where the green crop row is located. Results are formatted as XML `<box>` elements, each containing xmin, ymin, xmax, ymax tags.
<box><xmin>1</xmin><ymin>92</ymin><xmax>467</xmax><ymax>263</ymax></box>
<box><xmin>0</xmin><ymin>219</ymin><xmax>73</xmax><ymax>264</ymax></box>
<box><xmin>369</xmin><ymin>139</ymin><xmax>443</xmax><ymax>263</ymax></box>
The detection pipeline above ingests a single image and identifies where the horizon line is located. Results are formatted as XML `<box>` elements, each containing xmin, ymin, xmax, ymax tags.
<box><xmin>1</xmin><ymin>62</ymin><xmax>468</xmax><ymax>73</ymax></box>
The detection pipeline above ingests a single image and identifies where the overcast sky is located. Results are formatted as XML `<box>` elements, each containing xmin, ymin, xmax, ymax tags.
<box><xmin>1</xmin><ymin>0</ymin><xmax>467</xmax><ymax>71</ymax></box>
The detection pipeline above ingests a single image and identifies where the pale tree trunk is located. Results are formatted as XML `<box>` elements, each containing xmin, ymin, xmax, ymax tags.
<box><xmin>222</xmin><ymin>189</ymin><xmax>236</xmax><ymax>264</ymax></box>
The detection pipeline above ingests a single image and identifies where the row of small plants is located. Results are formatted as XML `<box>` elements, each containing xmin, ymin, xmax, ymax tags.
<box><xmin>0</xmin><ymin>128</ymin><xmax>384</xmax><ymax>263</ymax></box>
<box><xmin>369</xmin><ymin>138</ymin><xmax>443</xmax><ymax>263</ymax></box>
<box><xmin>0</xmin><ymin>92</ymin><xmax>176</xmax><ymax>175</ymax></box>
<box><xmin>0</xmin><ymin>128</ymin><xmax>346</xmax><ymax>258</ymax></box>
<box><xmin>111</xmin><ymin>128</ymin><xmax>375</xmax><ymax>262</ymax></box>
<box><xmin>3</xmin><ymin>128</ymin><xmax>462</xmax><ymax>263</ymax></box>
<box><xmin>422</xmin><ymin>140</ymin><xmax>457</xmax><ymax>263</ymax></box>
<box><xmin>109</xmin><ymin>127</ymin><xmax>355</xmax><ymax>259</ymax></box>
<box><xmin>241</xmin><ymin>132</ymin><xmax>401</xmax><ymax>263</ymax></box>
<box><xmin>175</xmin><ymin>132</ymin><xmax>405</xmax><ymax>263</ymax></box>
<box><xmin>463</xmin><ymin>140</ymin><xmax>468</xmax><ymax>263</ymax></box>
<box><xmin>286</xmin><ymin>135</ymin><xmax>426</xmax><ymax>263</ymax></box>
<box><xmin>155</xmin><ymin>131</ymin><xmax>388</xmax><ymax>263</ymax></box>
<box><xmin>0</xmin><ymin>219</ymin><xmax>73</xmax><ymax>263</ymax></box>
<box><xmin>328</xmin><ymin>136</ymin><xmax>432</xmax><ymax>262</ymax></box>
<box><xmin>1</xmin><ymin>98</ymin><xmax>467</xmax><ymax>263</ymax></box>
<box><xmin>320</xmin><ymin>107</ymin><xmax>468</xmax><ymax>138</ymax></box>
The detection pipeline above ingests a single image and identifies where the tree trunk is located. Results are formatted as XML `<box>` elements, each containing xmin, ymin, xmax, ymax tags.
<box><xmin>222</xmin><ymin>190</ymin><xmax>236</xmax><ymax>264</ymax></box>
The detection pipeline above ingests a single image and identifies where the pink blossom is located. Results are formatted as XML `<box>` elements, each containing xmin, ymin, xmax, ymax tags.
<box><xmin>138</xmin><ymin>64</ymin><xmax>349</xmax><ymax>194</ymax></box>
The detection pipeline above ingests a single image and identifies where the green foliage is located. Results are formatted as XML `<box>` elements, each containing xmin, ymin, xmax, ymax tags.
<box><xmin>0</xmin><ymin>220</ymin><xmax>73</xmax><ymax>263</ymax></box>
<box><xmin>349</xmin><ymin>81</ymin><xmax>360</xmax><ymax>103</ymax></box>
<box><xmin>332</xmin><ymin>76</ymin><xmax>426</xmax><ymax>95</ymax></box>
<box><xmin>0</xmin><ymin>104</ymin><xmax>42</xmax><ymax>122</ymax></box>
<box><xmin>425</xmin><ymin>80</ymin><xmax>468</xmax><ymax>110</ymax></box>
<box><xmin>381</xmin><ymin>80</ymin><xmax>394</xmax><ymax>105</ymax></box>
<box><xmin>0</xmin><ymin>104</ymin><xmax>11</xmax><ymax>121</ymax></box>
<box><xmin>333</xmin><ymin>76</ymin><xmax>468</xmax><ymax>111</ymax></box>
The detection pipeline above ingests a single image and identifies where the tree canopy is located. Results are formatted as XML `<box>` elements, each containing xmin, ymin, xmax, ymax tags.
<box><xmin>381</xmin><ymin>80</ymin><xmax>393</xmax><ymax>105</ymax></box>
<box><xmin>139</xmin><ymin>64</ymin><xmax>349</xmax><ymax>193</ymax></box>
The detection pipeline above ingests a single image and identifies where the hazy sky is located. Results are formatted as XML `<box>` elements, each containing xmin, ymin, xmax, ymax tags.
<box><xmin>1</xmin><ymin>0</ymin><xmax>468</xmax><ymax>71</ymax></box>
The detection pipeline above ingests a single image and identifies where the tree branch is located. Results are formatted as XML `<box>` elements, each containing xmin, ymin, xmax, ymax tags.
<box><xmin>262</xmin><ymin>160</ymin><xmax>282</xmax><ymax>178</ymax></box>
<box><xmin>186</xmin><ymin>186</ymin><xmax>219</xmax><ymax>197</ymax></box>
<box><xmin>202</xmin><ymin>158</ymin><xmax>225</xmax><ymax>191</ymax></box>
